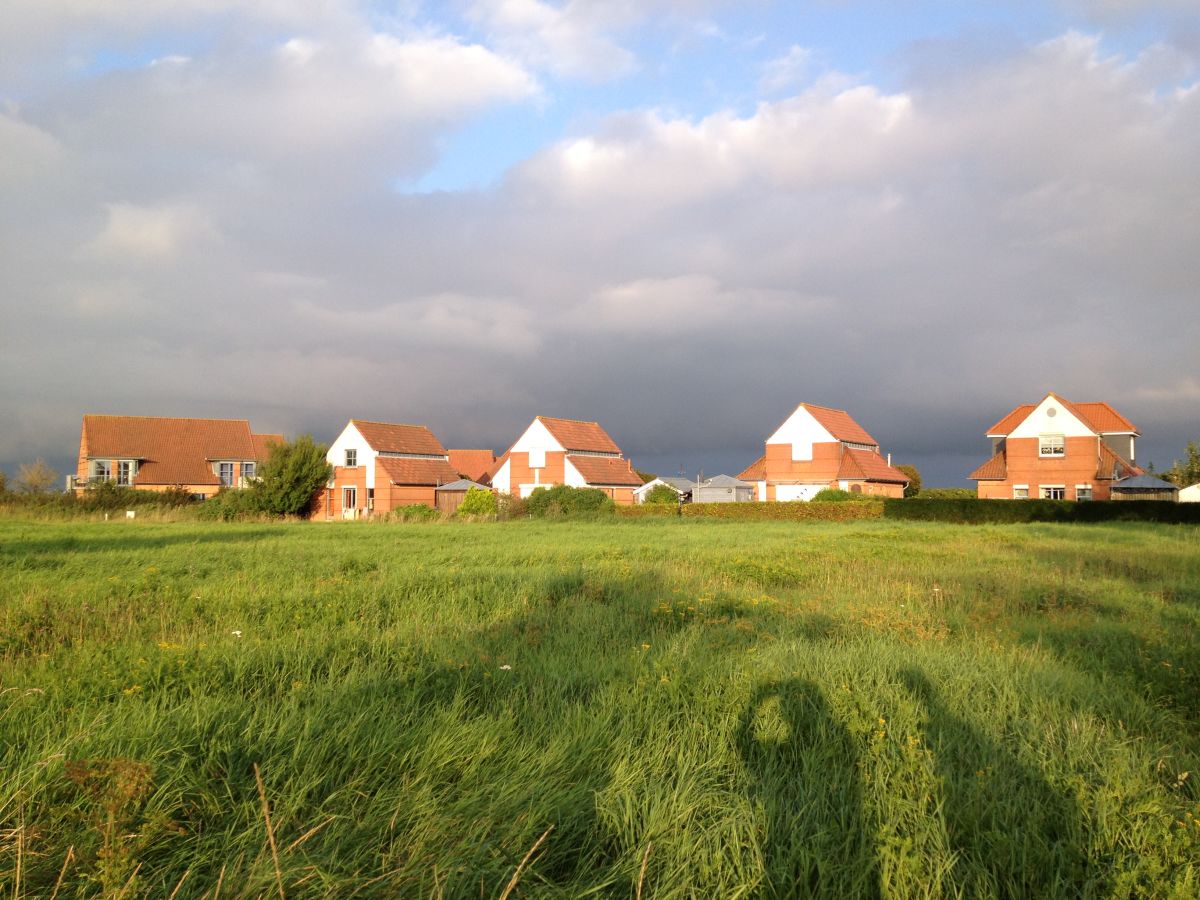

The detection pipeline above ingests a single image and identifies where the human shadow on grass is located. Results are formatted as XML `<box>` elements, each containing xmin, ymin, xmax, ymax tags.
<box><xmin>737</xmin><ymin>679</ymin><xmax>880</xmax><ymax>898</ymax></box>
<box><xmin>898</xmin><ymin>669</ymin><xmax>1095</xmax><ymax>897</ymax></box>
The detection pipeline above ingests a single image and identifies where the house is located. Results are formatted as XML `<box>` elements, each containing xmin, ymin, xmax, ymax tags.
<box><xmin>969</xmin><ymin>393</ymin><xmax>1141</xmax><ymax>501</ymax></box>
<box><xmin>72</xmin><ymin>415</ymin><xmax>282</xmax><ymax>499</ymax></box>
<box><xmin>1180</xmin><ymin>483</ymin><xmax>1200</xmax><ymax>503</ymax></box>
<box><xmin>633</xmin><ymin>476</ymin><xmax>695</xmax><ymax>504</ymax></box>
<box><xmin>695</xmin><ymin>474</ymin><xmax>756</xmax><ymax>503</ymax></box>
<box><xmin>448</xmin><ymin>449</ymin><xmax>497</xmax><ymax>484</ymax></box>
<box><xmin>1110</xmin><ymin>474</ymin><xmax>1179</xmax><ymax>502</ymax></box>
<box><xmin>316</xmin><ymin>420</ymin><xmax>459</xmax><ymax>520</ymax></box>
<box><xmin>737</xmin><ymin>402</ymin><xmax>909</xmax><ymax>500</ymax></box>
<box><xmin>490</xmin><ymin>416</ymin><xmax>643</xmax><ymax>505</ymax></box>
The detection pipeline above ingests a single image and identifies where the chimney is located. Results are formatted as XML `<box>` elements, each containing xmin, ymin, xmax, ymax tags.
<box><xmin>887</xmin><ymin>453</ymin><xmax>892</xmax><ymax>466</ymax></box>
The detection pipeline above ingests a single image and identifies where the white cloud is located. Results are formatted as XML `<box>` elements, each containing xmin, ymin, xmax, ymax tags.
<box><xmin>759</xmin><ymin>44</ymin><xmax>813</xmax><ymax>94</ymax></box>
<box><xmin>82</xmin><ymin>203</ymin><xmax>217</xmax><ymax>263</ymax></box>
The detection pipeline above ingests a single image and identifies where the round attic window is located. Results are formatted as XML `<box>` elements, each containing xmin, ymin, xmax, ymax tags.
<box><xmin>1047</xmin><ymin>407</ymin><xmax>1057</xmax><ymax>417</ymax></box>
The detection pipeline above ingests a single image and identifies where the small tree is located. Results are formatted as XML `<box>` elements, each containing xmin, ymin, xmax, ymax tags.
<box><xmin>643</xmin><ymin>483</ymin><xmax>681</xmax><ymax>505</ymax></box>
<box><xmin>17</xmin><ymin>458</ymin><xmax>58</xmax><ymax>494</ymax></box>
<box><xmin>1165</xmin><ymin>441</ymin><xmax>1200</xmax><ymax>487</ymax></box>
<box><xmin>636</xmin><ymin>470</ymin><xmax>657</xmax><ymax>485</ymax></box>
<box><xmin>896</xmin><ymin>464</ymin><xmax>922</xmax><ymax>499</ymax></box>
<box><xmin>457</xmin><ymin>486</ymin><xmax>497</xmax><ymax>517</ymax></box>
<box><xmin>252</xmin><ymin>435</ymin><xmax>332</xmax><ymax>517</ymax></box>
<box><xmin>0</xmin><ymin>469</ymin><xmax>7</xmax><ymax>496</ymax></box>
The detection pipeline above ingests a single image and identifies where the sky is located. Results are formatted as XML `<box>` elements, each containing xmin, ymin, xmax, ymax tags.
<box><xmin>1</xmin><ymin>0</ymin><xmax>1198</xmax><ymax>487</ymax></box>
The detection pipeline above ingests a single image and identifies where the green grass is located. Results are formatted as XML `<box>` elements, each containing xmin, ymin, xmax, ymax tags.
<box><xmin>1</xmin><ymin>517</ymin><xmax>1198</xmax><ymax>897</ymax></box>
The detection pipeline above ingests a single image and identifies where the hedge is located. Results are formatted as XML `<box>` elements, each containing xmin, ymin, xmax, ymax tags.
<box><xmin>616</xmin><ymin>504</ymin><xmax>680</xmax><ymax>518</ymax></box>
<box><xmin>883</xmin><ymin>498</ymin><xmax>1200</xmax><ymax>524</ymax></box>
<box><xmin>681</xmin><ymin>501</ymin><xmax>884</xmax><ymax>521</ymax></box>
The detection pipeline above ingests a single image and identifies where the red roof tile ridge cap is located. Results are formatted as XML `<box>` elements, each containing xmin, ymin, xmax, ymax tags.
<box><xmin>85</xmin><ymin>414</ymin><xmax>252</xmax><ymax>423</ymax></box>
<box><xmin>350</xmin><ymin>418</ymin><xmax>431</xmax><ymax>429</ymax></box>
<box><xmin>536</xmin><ymin>414</ymin><xmax>603</xmax><ymax>426</ymax></box>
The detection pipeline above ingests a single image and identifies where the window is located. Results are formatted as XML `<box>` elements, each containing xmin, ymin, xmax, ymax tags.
<box><xmin>1013</xmin><ymin>486</ymin><xmax>1029</xmax><ymax>500</ymax></box>
<box><xmin>343</xmin><ymin>486</ymin><xmax>357</xmax><ymax>509</ymax></box>
<box><xmin>345</xmin><ymin>449</ymin><xmax>357</xmax><ymax>467</ymax></box>
<box><xmin>242</xmin><ymin>462</ymin><xmax>256</xmax><ymax>481</ymax></box>
<box><xmin>1076</xmin><ymin>486</ymin><xmax>1093</xmax><ymax>502</ymax></box>
<box><xmin>1039</xmin><ymin>435</ymin><xmax>1065</xmax><ymax>457</ymax></box>
<box><xmin>367</xmin><ymin>488</ymin><xmax>374</xmax><ymax>511</ymax></box>
<box><xmin>1040</xmin><ymin>486</ymin><xmax>1066</xmax><ymax>500</ymax></box>
<box><xmin>92</xmin><ymin>460</ymin><xmax>112</xmax><ymax>481</ymax></box>
<box><xmin>117</xmin><ymin>460</ymin><xmax>133</xmax><ymax>486</ymax></box>
<box><xmin>219</xmin><ymin>462</ymin><xmax>235</xmax><ymax>487</ymax></box>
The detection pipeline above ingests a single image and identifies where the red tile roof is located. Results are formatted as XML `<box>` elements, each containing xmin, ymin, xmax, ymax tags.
<box><xmin>798</xmin><ymin>403</ymin><xmax>878</xmax><ymax>445</ymax></box>
<box><xmin>566</xmin><ymin>454</ymin><xmax>643</xmax><ymax>487</ymax></box>
<box><xmin>985</xmin><ymin>396</ymin><xmax>1137</xmax><ymax>436</ymax></box>
<box><xmin>1097</xmin><ymin>443</ymin><xmax>1142</xmax><ymax>481</ymax></box>
<box><xmin>352</xmin><ymin>420</ymin><xmax>447</xmax><ymax>455</ymax></box>
<box><xmin>82</xmin><ymin>415</ymin><xmax>257</xmax><ymax>486</ymax></box>
<box><xmin>537</xmin><ymin>416</ymin><xmax>622</xmax><ymax>453</ymax></box>
<box><xmin>484</xmin><ymin>451</ymin><xmax>510</xmax><ymax>484</ymax></box>
<box><xmin>837</xmin><ymin>448</ymin><xmax>909</xmax><ymax>483</ymax></box>
<box><xmin>969</xmin><ymin>450</ymin><xmax>1007</xmax><ymax>481</ymax></box>
<box><xmin>376</xmin><ymin>456</ymin><xmax>460</xmax><ymax>486</ymax></box>
<box><xmin>737</xmin><ymin>455</ymin><xmax>766</xmax><ymax>481</ymax></box>
<box><xmin>252</xmin><ymin>434</ymin><xmax>283</xmax><ymax>462</ymax></box>
<box><xmin>448</xmin><ymin>449</ymin><xmax>496</xmax><ymax>483</ymax></box>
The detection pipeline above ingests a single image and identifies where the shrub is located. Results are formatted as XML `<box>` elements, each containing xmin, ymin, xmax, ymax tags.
<box><xmin>525</xmin><ymin>484</ymin><xmax>615</xmax><ymax>519</ymax></box>
<box><xmin>253</xmin><ymin>435</ymin><xmax>332</xmax><ymax>516</ymax></box>
<box><xmin>194</xmin><ymin>488</ymin><xmax>261</xmax><ymax>522</ymax></box>
<box><xmin>456</xmin><ymin>487</ymin><xmax>497</xmax><ymax>518</ymax></box>
<box><xmin>883</xmin><ymin>498</ymin><xmax>1200</xmax><ymax>524</ymax></box>
<box><xmin>681</xmin><ymin>501</ymin><xmax>883</xmax><ymax>521</ymax></box>
<box><xmin>917</xmin><ymin>488</ymin><xmax>977</xmax><ymax>500</ymax></box>
<box><xmin>389</xmin><ymin>504</ymin><xmax>441</xmax><ymax>523</ymax></box>
<box><xmin>810</xmin><ymin>488</ymin><xmax>875</xmax><ymax>502</ymax></box>
<box><xmin>495</xmin><ymin>492</ymin><xmax>527</xmax><ymax>520</ymax></box>
<box><xmin>616</xmin><ymin>504</ymin><xmax>679</xmax><ymax>518</ymax></box>
<box><xmin>17</xmin><ymin>458</ymin><xmax>58</xmax><ymax>494</ymax></box>
<box><xmin>643</xmin><ymin>484</ymin><xmax>681</xmax><ymax>506</ymax></box>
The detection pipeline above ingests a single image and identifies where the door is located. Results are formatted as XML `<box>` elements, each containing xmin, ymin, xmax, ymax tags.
<box><xmin>342</xmin><ymin>486</ymin><xmax>358</xmax><ymax>519</ymax></box>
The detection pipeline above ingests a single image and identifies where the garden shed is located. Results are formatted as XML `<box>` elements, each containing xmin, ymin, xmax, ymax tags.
<box><xmin>1110</xmin><ymin>474</ymin><xmax>1179</xmax><ymax>502</ymax></box>
<box><xmin>435</xmin><ymin>479</ymin><xmax>490</xmax><ymax>514</ymax></box>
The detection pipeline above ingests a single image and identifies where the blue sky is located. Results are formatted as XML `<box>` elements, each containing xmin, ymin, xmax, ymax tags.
<box><xmin>1</xmin><ymin>0</ymin><xmax>1198</xmax><ymax>485</ymax></box>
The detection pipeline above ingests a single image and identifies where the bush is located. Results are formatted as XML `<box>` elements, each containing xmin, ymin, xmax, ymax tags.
<box><xmin>616</xmin><ymin>504</ymin><xmax>679</xmax><ymax>518</ymax></box>
<box><xmin>643</xmin><ymin>484</ymin><xmax>681</xmax><ymax>506</ymax></box>
<box><xmin>456</xmin><ymin>487</ymin><xmax>497</xmax><ymax>518</ymax></box>
<box><xmin>495</xmin><ymin>492</ymin><xmax>527</xmax><ymax>520</ymax></box>
<box><xmin>883</xmin><ymin>498</ymin><xmax>1200</xmax><ymax>524</ymax></box>
<box><xmin>389</xmin><ymin>504</ymin><xmax>441</xmax><ymax>523</ymax></box>
<box><xmin>194</xmin><ymin>488</ymin><xmax>261</xmax><ymax>522</ymax></box>
<box><xmin>525</xmin><ymin>484</ymin><xmax>615</xmax><ymax>519</ymax></box>
<box><xmin>896</xmin><ymin>465</ymin><xmax>922</xmax><ymax>498</ymax></box>
<box><xmin>253</xmin><ymin>435</ymin><xmax>332</xmax><ymax>516</ymax></box>
<box><xmin>681</xmin><ymin>501</ymin><xmax>884</xmax><ymax>521</ymax></box>
<box><xmin>810</xmin><ymin>488</ymin><xmax>876</xmax><ymax>502</ymax></box>
<box><xmin>917</xmin><ymin>488</ymin><xmax>977</xmax><ymax>500</ymax></box>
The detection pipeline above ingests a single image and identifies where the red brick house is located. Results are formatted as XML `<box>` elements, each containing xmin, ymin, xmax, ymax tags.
<box><xmin>970</xmin><ymin>393</ymin><xmax>1141</xmax><ymax>500</ymax></box>
<box><xmin>489</xmin><ymin>416</ymin><xmax>643</xmax><ymax>505</ymax></box>
<box><xmin>73</xmin><ymin>415</ymin><xmax>282</xmax><ymax>498</ymax></box>
<box><xmin>316</xmin><ymin>419</ymin><xmax>459</xmax><ymax>519</ymax></box>
<box><xmin>737</xmin><ymin>402</ymin><xmax>909</xmax><ymax>500</ymax></box>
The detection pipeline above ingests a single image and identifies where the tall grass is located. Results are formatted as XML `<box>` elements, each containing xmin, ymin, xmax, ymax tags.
<box><xmin>1</xmin><ymin>518</ymin><xmax>1198</xmax><ymax>896</ymax></box>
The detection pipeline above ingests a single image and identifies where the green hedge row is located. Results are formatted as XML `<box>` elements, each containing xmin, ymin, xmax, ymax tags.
<box><xmin>681</xmin><ymin>501</ymin><xmax>884</xmax><ymax>521</ymax></box>
<box><xmin>882</xmin><ymin>498</ymin><xmax>1200</xmax><ymax>524</ymax></box>
<box><xmin>615</xmin><ymin>504</ymin><xmax>680</xmax><ymax>518</ymax></box>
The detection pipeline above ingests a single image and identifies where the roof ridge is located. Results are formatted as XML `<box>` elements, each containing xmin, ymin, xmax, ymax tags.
<box><xmin>537</xmin><ymin>414</ymin><xmax>602</xmax><ymax>425</ymax></box>
<box><xmin>85</xmin><ymin>414</ymin><xmax>251</xmax><ymax>424</ymax></box>
<box><xmin>351</xmin><ymin>418</ymin><xmax>430</xmax><ymax>429</ymax></box>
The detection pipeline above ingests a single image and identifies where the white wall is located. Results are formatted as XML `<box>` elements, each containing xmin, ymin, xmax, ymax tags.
<box><xmin>492</xmin><ymin>459</ymin><xmax>511</xmax><ymax>493</ymax></box>
<box><xmin>766</xmin><ymin>405</ymin><xmax>835</xmax><ymax>461</ymax></box>
<box><xmin>510</xmin><ymin>418</ymin><xmax>565</xmax><ymax>454</ymax></box>
<box><xmin>327</xmin><ymin>422</ymin><xmax>377</xmax><ymax>489</ymax></box>
<box><xmin>563</xmin><ymin>457</ymin><xmax>588</xmax><ymax>487</ymax></box>
<box><xmin>1180</xmin><ymin>484</ymin><xmax>1200</xmax><ymax>503</ymax></box>
<box><xmin>1009</xmin><ymin>395</ymin><xmax>1094</xmax><ymax>439</ymax></box>
<box><xmin>776</xmin><ymin>484</ymin><xmax>824</xmax><ymax>502</ymax></box>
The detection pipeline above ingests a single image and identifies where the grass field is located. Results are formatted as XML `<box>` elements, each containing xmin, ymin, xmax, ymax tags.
<box><xmin>2</xmin><ymin>517</ymin><xmax>1199</xmax><ymax>898</ymax></box>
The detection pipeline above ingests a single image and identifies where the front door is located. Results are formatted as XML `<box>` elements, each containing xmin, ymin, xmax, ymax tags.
<box><xmin>342</xmin><ymin>486</ymin><xmax>358</xmax><ymax>519</ymax></box>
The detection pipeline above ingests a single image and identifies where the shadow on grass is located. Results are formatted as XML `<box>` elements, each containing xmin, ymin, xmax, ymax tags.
<box><xmin>0</xmin><ymin>527</ymin><xmax>282</xmax><ymax>561</ymax></box>
<box><xmin>738</xmin><ymin>679</ymin><xmax>879</xmax><ymax>898</ymax></box>
<box><xmin>899</xmin><ymin>669</ymin><xmax>1094</xmax><ymax>896</ymax></box>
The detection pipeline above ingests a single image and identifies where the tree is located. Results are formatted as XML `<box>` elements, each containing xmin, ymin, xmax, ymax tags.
<box><xmin>635</xmin><ymin>470</ymin><xmax>657</xmax><ymax>485</ymax></box>
<box><xmin>252</xmin><ymin>435</ymin><xmax>332</xmax><ymax>516</ymax></box>
<box><xmin>457</xmin><ymin>486</ymin><xmax>497</xmax><ymax>517</ymax></box>
<box><xmin>896</xmin><ymin>464</ymin><xmax>922</xmax><ymax>499</ymax></box>
<box><xmin>17</xmin><ymin>458</ymin><xmax>58</xmax><ymax>494</ymax></box>
<box><xmin>0</xmin><ymin>469</ymin><xmax>7</xmax><ymax>496</ymax></box>
<box><xmin>1164</xmin><ymin>441</ymin><xmax>1200</xmax><ymax>487</ymax></box>
<box><xmin>643</xmin><ymin>483</ymin><xmax>681</xmax><ymax>505</ymax></box>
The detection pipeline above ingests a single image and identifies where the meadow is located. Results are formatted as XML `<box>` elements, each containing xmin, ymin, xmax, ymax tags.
<box><xmin>1</xmin><ymin>516</ymin><xmax>1198</xmax><ymax>898</ymax></box>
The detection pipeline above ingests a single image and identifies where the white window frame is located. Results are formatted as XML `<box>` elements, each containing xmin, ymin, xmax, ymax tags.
<box><xmin>117</xmin><ymin>460</ymin><xmax>133</xmax><ymax>486</ymax></box>
<box><xmin>1039</xmin><ymin>434</ymin><xmax>1065</xmax><ymax>458</ymax></box>
<box><xmin>242</xmin><ymin>461</ymin><xmax>256</xmax><ymax>481</ymax></box>
<box><xmin>343</xmin><ymin>486</ymin><xmax>357</xmax><ymax>509</ymax></box>
<box><xmin>1012</xmin><ymin>484</ymin><xmax>1029</xmax><ymax>500</ymax></box>
<box><xmin>345</xmin><ymin>449</ymin><xmax>357</xmax><ymax>468</ymax></box>
<box><xmin>218</xmin><ymin>462</ymin><xmax>235</xmax><ymax>488</ymax></box>
<box><xmin>92</xmin><ymin>460</ymin><xmax>112</xmax><ymax>482</ymax></box>
<box><xmin>1075</xmin><ymin>484</ymin><xmax>1093</xmax><ymax>502</ymax></box>
<box><xmin>1040</xmin><ymin>485</ymin><xmax>1066</xmax><ymax>500</ymax></box>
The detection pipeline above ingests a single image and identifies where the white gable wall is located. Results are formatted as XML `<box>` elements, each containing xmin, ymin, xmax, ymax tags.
<box><xmin>766</xmin><ymin>405</ymin><xmax>835</xmax><ymax>462</ymax></box>
<box><xmin>564</xmin><ymin>458</ymin><xmax>588</xmax><ymax>487</ymax></box>
<box><xmin>491</xmin><ymin>459</ymin><xmax>512</xmax><ymax>493</ymax></box>
<box><xmin>1009</xmin><ymin>395</ymin><xmax>1095</xmax><ymax>440</ymax></box>
<box><xmin>510</xmin><ymin>419</ymin><xmax>566</xmax><ymax>455</ymax></box>
<box><xmin>328</xmin><ymin>422</ymin><xmax>377</xmax><ymax>490</ymax></box>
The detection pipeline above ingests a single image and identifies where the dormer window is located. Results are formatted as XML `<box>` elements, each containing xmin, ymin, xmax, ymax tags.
<box><xmin>1039</xmin><ymin>435</ymin><xmax>1065</xmax><ymax>457</ymax></box>
<box><xmin>117</xmin><ymin>460</ymin><xmax>133</xmax><ymax>486</ymax></box>
<box><xmin>345</xmin><ymin>449</ymin><xmax>357</xmax><ymax>468</ymax></box>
